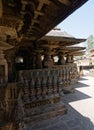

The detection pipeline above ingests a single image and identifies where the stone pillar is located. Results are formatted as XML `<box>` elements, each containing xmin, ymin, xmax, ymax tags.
<box><xmin>30</xmin><ymin>50</ymin><xmax>43</xmax><ymax>69</ymax></box>
<box><xmin>0</xmin><ymin>49</ymin><xmax>8</xmax><ymax>82</ymax></box>
<box><xmin>5</xmin><ymin>51</ymin><xmax>16</xmax><ymax>82</ymax></box>
<box><xmin>0</xmin><ymin>50</ymin><xmax>8</xmax><ymax>128</ymax></box>
<box><xmin>58</xmin><ymin>52</ymin><xmax>65</xmax><ymax>65</ymax></box>
<box><xmin>35</xmin><ymin>50</ymin><xmax>43</xmax><ymax>69</ymax></box>
<box><xmin>71</xmin><ymin>55</ymin><xmax>74</xmax><ymax>63</ymax></box>
<box><xmin>43</xmin><ymin>49</ymin><xmax>54</xmax><ymax>68</ymax></box>
<box><xmin>30</xmin><ymin>52</ymin><xmax>36</xmax><ymax>69</ymax></box>
<box><xmin>66</xmin><ymin>54</ymin><xmax>72</xmax><ymax>63</ymax></box>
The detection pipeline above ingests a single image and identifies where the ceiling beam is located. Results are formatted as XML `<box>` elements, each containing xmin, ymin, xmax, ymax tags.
<box><xmin>58</xmin><ymin>0</ymin><xmax>71</xmax><ymax>6</ymax></box>
<box><xmin>0</xmin><ymin>0</ymin><xmax>3</xmax><ymax>18</ymax></box>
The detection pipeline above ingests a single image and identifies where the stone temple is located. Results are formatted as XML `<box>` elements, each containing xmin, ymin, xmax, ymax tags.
<box><xmin>0</xmin><ymin>0</ymin><xmax>88</xmax><ymax>129</ymax></box>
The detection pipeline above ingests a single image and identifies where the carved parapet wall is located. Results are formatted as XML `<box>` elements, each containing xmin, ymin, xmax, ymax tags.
<box><xmin>18</xmin><ymin>63</ymin><xmax>78</xmax><ymax>102</ymax></box>
<box><xmin>0</xmin><ymin>83</ymin><xmax>8</xmax><ymax>129</ymax></box>
<box><xmin>0</xmin><ymin>63</ymin><xmax>78</xmax><ymax>129</ymax></box>
<box><xmin>0</xmin><ymin>50</ymin><xmax>8</xmax><ymax>83</ymax></box>
<box><xmin>0</xmin><ymin>63</ymin><xmax>79</xmax><ymax>129</ymax></box>
<box><xmin>2</xmin><ymin>82</ymin><xmax>21</xmax><ymax>130</ymax></box>
<box><xmin>19</xmin><ymin>68</ymin><xmax>64</xmax><ymax>103</ymax></box>
<box><xmin>12</xmin><ymin>68</ymin><xmax>67</xmax><ymax>129</ymax></box>
<box><xmin>56</xmin><ymin>63</ymin><xmax>78</xmax><ymax>85</ymax></box>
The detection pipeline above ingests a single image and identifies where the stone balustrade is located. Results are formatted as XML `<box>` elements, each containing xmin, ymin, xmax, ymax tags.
<box><xmin>0</xmin><ymin>63</ymin><xmax>78</xmax><ymax>129</ymax></box>
<box><xmin>0</xmin><ymin>63</ymin><xmax>78</xmax><ymax>107</ymax></box>
<box><xmin>18</xmin><ymin>63</ymin><xmax>78</xmax><ymax>102</ymax></box>
<box><xmin>53</xmin><ymin>63</ymin><xmax>78</xmax><ymax>93</ymax></box>
<box><xmin>19</xmin><ymin>67</ymin><xmax>62</xmax><ymax>103</ymax></box>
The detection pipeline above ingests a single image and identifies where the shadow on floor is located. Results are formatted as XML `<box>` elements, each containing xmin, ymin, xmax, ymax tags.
<box><xmin>63</xmin><ymin>89</ymin><xmax>91</xmax><ymax>103</ymax></box>
<box><xmin>30</xmin><ymin>103</ymin><xmax>94</xmax><ymax>130</ymax></box>
<box><xmin>74</xmin><ymin>82</ymin><xmax>89</xmax><ymax>88</ymax></box>
<box><xmin>78</xmin><ymin>77</ymin><xmax>88</xmax><ymax>81</ymax></box>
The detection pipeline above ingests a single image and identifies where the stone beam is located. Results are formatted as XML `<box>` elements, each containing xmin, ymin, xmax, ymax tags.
<box><xmin>0</xmin><ymin>0</ymin><xmax>3</xmax><ymax>18</ymax></box>
<box><xmin>30</xmin><ymin>26</ymin><xmax>41</xmax><ymax>31</ymax></box>
<box><xmin>31</xmin><ymin>19</ymin><xmax>40</xmax><ymax>26</ymax></box>
<box><xmin>38</xmin><ymin>0</ymin><xmax>50</xmax><ymax>10</ymax></box>
<box><xmin>58</xmin><ymin>0</ymin><xmax>71</xmax><ymax>6</ymax></box>
<box><xmin>34</xmin><ymin>10</ymin><xmax>44</xmax><ymax>19</ymax></box>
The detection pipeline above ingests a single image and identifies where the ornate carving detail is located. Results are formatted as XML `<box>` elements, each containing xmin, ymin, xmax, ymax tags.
<box><xmin>24</xmin><ymin>97</ymin><xmax>60</xmax><ymax>109</ymax></box>
<box><xmin>0</xmin><ymin>16</ymin><xmax>22</xmax><ymax>29</ymax></box>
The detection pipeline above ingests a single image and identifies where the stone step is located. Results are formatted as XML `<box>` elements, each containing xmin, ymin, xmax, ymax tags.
<box><xmin>23</xmin><ymin>102</ymin><xmax>67</xmax><ymax>123</ymax></box>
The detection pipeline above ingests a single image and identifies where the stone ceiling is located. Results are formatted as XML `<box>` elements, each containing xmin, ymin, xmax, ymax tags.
<box><xmin>0</xmin><ymin>0</ymin><xmax>88</xmax><ymax>44</ymax></box>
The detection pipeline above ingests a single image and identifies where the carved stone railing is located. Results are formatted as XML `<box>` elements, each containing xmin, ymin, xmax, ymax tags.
<box><xmin>0</xmin><ymin>63</ymin><xmax>78</xmax><ymax>114</ymax></box>
<box><xmin>19</xmin><ymin>68</ymin><xmax>63</xmax><ymax>103</ymax></box>
<box><xmin>0</xmin><ymin>83</ymin><xmax>8</xmax><ymax>128</ymax></box>
<box><xmin>18</xmin><ymin>63</ymin><xmax>78</xmax><ymax>102</ymax></box>
<box><xmin>55</xmin><ymin>63</ymin><xmax>78</xmax><ymax>86</ymax></box>
<box><xmin>0</xmin><ymin>63</ymin><xmax>78</xmax><ymax>129</ymax></box>
<box><xmin>61</xmin><ymin>63</ymin><xmax>78</xmax><ymax>93</ymax></box>
<box><xmin>0</xmin><ymin>82</ymin><xmax>21</xmax><ymax>129</ymax></box>
<box><xmin>70</xmin><ymin>63</ymin><xmax>78</xmax><ymax>84</ymax></box>
<box><xmin>5</xmin><ymin>83</ymin><xmax>19</xmax><ymax>112</ymax></box>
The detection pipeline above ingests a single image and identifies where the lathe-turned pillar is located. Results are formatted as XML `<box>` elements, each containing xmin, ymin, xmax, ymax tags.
<box><xmin>58</xmin><ymin>52</ymin><xmax>65</xmax><ymax>65</ymax></box>
<box><xmin>5</xmin><ymin>50</ymin><xmax>16</xmax><ymax>82</ymax></box>
<box><xmin>43</xmin><ymin>48</ymin><xmax>54</xmax><ymax>68</ymax></box>
<box><xmin>0</xmin><ymin>49</ymin><xmax>8</xmax><ymax>83</ymax></box>
<box><xmin>70</xmin><ymin>55</ymin><xmax>74</xmax><ymax>63</ymax></box>
<box><xmin>30</xmin><ymin>49</ymin><xmax>43</xmax><ymax>69</ymax></box>
<box><xmin>34</xmin><ymin>49</ymin><xmax>43</xmax><ymax>69</ymax></box>
<box><xmin>66</xmin><ymin>54</ymin><xmax>72</xmax><ymax>63</ymax></box>
<box><xmin>60</xmin><ymin>54</ymin><xmax>74</xmax><ymax>93</ymax></box>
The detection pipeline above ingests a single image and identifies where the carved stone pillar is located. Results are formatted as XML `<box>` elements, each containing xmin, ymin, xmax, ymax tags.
<box><xmin>70</xmin><ymin>55</ymin><xmax>74</xmax><ymax>63</ymax></box>
<box><xmin>0</xmin><ymin>50</ymin><xmax>8</xmax><ymax>82</ymax></box>
<box><xmin>43</xmin><ymin>49</ymin><xmax>54</xmax><ymax>68</ymax></box>
<box><xmin>5</xmin><ymin>50</ymin><xmax>16</xmax><ymax>82</ymax></box>
<box><xmin>66</xmin><ymin>54</ymin><xmax>72</xmax><ymax>63</ymax></box>
<box><xmin>58</xmin><ymin>52</ymin><xmax>65</xmax><ymax>65</ymax></box>
<box><xmin>30</xmin><ymin>49</ymin><xmax>43</xmax><ymax>69</ymax></box>
<box><xmin>35</xmin><ymin>50</ymin><xmax>43</xmax><ymax>69</ymax></box>
<box><xmin>30</xmin><ymin>52</ymin><xmax>36</xmax><ymax>69</ymax></box>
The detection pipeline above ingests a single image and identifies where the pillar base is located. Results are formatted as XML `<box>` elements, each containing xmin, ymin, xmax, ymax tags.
<box><xmin>22</xmin><ymin>98</ymin><xmax>67</xmax><ymax>130</ymax></box>
<box><xmin>16</xmin><ymin>96</ymin><xmax>67</xmax><ymax>129</ymax></box>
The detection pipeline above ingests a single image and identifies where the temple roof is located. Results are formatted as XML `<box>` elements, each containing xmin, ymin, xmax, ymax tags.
<box><xmin>71</xmin><ymin>51</ymin><xmax>85</xmax><ymax>56</ymax></box>
<box><xmin>39</xmin><ymin>28</ymin><xmax>86</xmax><ymax>47</ymax></box>
<box><xmin>46</xmin><ymin>28</ymin><xmax>74</xmax><ymax>38</ymax></box>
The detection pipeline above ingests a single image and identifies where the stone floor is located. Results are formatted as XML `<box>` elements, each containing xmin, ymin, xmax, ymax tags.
<box><xmin>30</xmin><ymin>76</ymin><xmax>94</xmax><ymax>130</ymax></box>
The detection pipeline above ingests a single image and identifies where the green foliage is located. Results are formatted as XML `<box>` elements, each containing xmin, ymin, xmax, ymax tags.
<box><xmin>86</xmin><ymin>35</ymin><xmax>94</xmax><ymax>51</ymax></box>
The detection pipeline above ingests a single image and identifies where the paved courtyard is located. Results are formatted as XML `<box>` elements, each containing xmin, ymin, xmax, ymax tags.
<box><xmin>31</xmin><ymin>76</ymin><xmax>94</xmax><ymax>130</ymax></box>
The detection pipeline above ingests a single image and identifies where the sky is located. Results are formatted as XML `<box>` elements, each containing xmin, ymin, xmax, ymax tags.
<box><xmin>57</xmin><ymin>0</ymin><xmax>94</xmax><ymax>39</ymax></box>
